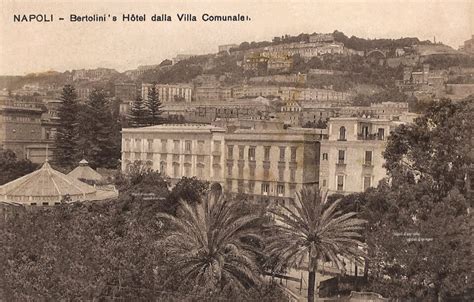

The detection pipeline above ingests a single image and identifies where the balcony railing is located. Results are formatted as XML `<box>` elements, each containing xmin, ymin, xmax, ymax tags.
<box><xmin>358</xmin><ymin>133</ymin><xmax>384</xmax><ymax>140</ymax></box>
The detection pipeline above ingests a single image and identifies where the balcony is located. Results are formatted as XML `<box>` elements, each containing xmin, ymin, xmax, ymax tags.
<box><xmin>363</xmin><ymin>161</ymin><xmax>373</xmax><ymax>167</ymax></box>
<box><xmin>358</xmin><ymin>133</ymin><xmax>383</xmax><ymax>141</ymax></box>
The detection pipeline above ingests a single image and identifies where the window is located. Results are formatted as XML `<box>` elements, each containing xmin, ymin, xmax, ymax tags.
<box><xmin>277</xmin><ymin>184</ymin><xmax>285</xmax><ymax>196</ymax></box>
<box><xmin>238</xmin><ymin>180</ymin><xmax>244</xmax><ymax>193</ymax></box>
<box><xmin>363</xmin><ymin>176</ymin><xmax>372</xmax><ymax>190</ymax></box>
<box><xmin>213</xmin><ymin>140</ymin><xmax>221</xmax><ymax>152</ymax></box>
<box><xmin>378</xmin><ymin>128</ymin><xmax>385</xmax><ymax>140</ymax></box>
<box><xmin>279</xmin><ymin>146</ymin><xmax>286</xmax><ymax>161</ymax></box>
<box><xmin>197</xmin><ymin>155</ymin><xmax>205</xmax><ymax>163</ymax></box>
<box><xmin>248</xmin><ymin>146</ymin><xmax>256</xmax><ymax>161</ymax></box>
<box><xmin>226</xmin><ymin>179</ymin><xmax>233</xmax><ymax>191</ymax></box>
<box><xmin>248</xmin><ymin>181</ymin><xmax>255</xmax><ymax>193</ymax></box>
<box><xmin>185</xmin><ymin>140</ymin><xmax>192</xmax><ymax>152</ymax></box>
<box><xmin>337</xmin><ymin>175</ymin><xmax>344</xmax><ymax>191</ymax></box>
<box><xmin>197</xmin><ymin>165</ymin><xmax>204</xmax><ymax>178</ymax></box>
<box><xmin>249</xmin><ymin>166</ymin><xmax>255</xmax><ymax>178</ymax></box>
<box><xmin>213</xmin><ymin>155</ymin><xmax>221</xmax><ymax>163</ymax></box>
<box><xmin>173</xmin><ymin>163</ymin><xmax>180</xmax><ymax>177</ymax></box>
<box><xmin>338</xmin><ymin>150</ymin><xmax>345</xmax><ymax>164</ymax></box>
<box><xmin>161</xmin><ymin>139</ymin><xmax>167</xmax><ymax>152</ymax></box>
<box><xmin>197</xmin><ymin>140</ymin><xmax>205</xmax><ymax>152</ymax></box>
<box><xmin>173</xmin><ymin>140</ymin><xmax>180</xmax><ymax>152</ymax></box>
<box><xmin>238</xmin><ymin>145</ymin><xmax>245</xmax><ymax>160</ymax></box>
<box><xmin>184</xmin><ymin>164</ymin><xmax>191</xmax><ymax>176</ymax></box>
<box><xmin>339</xmin><ymin>126</ymin><xmax>346</xmax><ymax>140</ymax></box>
<box><xmin>227</xmin><ymin>145</ymin><xmax>234</xmax><ymax>159</ymax></box>
<box><xmin>147</xmin><ymin>139</ymin><xmax>153</xmax><ymax>151</ymax></box>
<box><xmin>361</xmin><ymin>126</ymin><xmax>369</xmax><ymax>138</ymax></box>
<box><xmin>261</xmin><ymin>183</ymin><xmax>270</xmax><ymax>195</ymax></box>
<box><xmin>290</xmin><ymin>147</ymin><xmax>297</xmax><ymax>162</ymax></box>
<box><xmin>290</xmin><ymin>169</ymin><xmax>296</xmax><ymax>182</ymax></box>
<box><xmin>42</xmin><ymin>202</ymin><xmax>49</xmax><ymax>206</ymax></box>
<box><xmin>227</xmin><ymin>165</ymin><xmax>233</xmax><ymax>177</ymax></box>
<box><xmin>279</xmin><ymin>168</ymin><xmax>285</xmax><ymax>181</ymax></box>
<box><xmin>322</xmin><ymin>179</ymin><xmax>327</xmax><ymax>187</ymax></box>
<box><xmin>238</xmin><ymin>166</ymin><xmax>244</xmax><ymax>178</ymax></box>
<box><xmin>322</xmin><ymin>153</ymin><xmax>328</xmax><ymax>160</ymax></box>
<box><xmin>160</xmin><ymin>161</ymin><xmax>167</xmax><ymax>173</ymax></box>
<box><xmin>264</xmin><ymin>146</ymin><xmax>271</xmax><ymax>161</ymax></box>
<box><xmin>134</xmin><ymin>138</ymin><xmax>141</xmax><ymax>151</ymax></box>
<box><xmin>213</xmin><ymin>165</ymin><xmax>221</xmax><ymax>178</ymax></box>
<box><xmin>365</xmin><ymin>151</ymin><xmax>373</xmax><ymax>165</ymax></box>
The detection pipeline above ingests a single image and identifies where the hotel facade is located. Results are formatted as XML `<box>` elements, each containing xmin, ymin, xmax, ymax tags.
<box><xmin>121</xmin><ymin>123</ymin><xmax>322</xmax><ymax>204</ymax></box>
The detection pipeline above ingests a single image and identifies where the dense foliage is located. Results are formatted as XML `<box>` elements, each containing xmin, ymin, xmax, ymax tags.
<box><xmin>0</xmin><ymin>149</ymin><xmax>38</xmax><ymax>185</ymax></box>
<box><xmin>332</xmin><ymin>30</ymin><xmax>430</xmax><ymax>51</ymax></box>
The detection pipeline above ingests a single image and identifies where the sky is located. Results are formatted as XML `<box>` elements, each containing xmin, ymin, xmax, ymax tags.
<box><xmin>0</xmin><ymin>0</ymin><xmax>472</xmax><ymax>75</ymax></box>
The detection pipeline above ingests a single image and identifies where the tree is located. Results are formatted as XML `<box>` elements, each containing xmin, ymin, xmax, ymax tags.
<box><xmin>384</xmin><ymin>98</ymin><xmax>473</xmax><ymax>197</ymax></box>
<box><xmin>359</xmin><ymin>98</ymin><xmax>473</xmax><ymax>300</ymax></box>
<box><xmin>266</xmin><ymin>188</ymin><xmax>366</xmax><ymax>302</ymax></box>
<box><xmin>54</xmin><ymin>85</ymin><xmax>79</xmax><ymax>168</ymax></box>
<box><xmin>129</xmin><ymin>95</ymin><xmax>148</xmax><ymax>128</ymax></box>
<box><xmin>0</xmin><ymin>149</ymin><xmax>38</xmax><ymax>185</ymax></box>
<box><xmin>77</xmin><ymin>89</ymin><xmax>120</xmax><ymax>168</ymax></box>
<box><xmin>157</xmin><ymin>193</ymin><xmax>263</xmax><ymax>294</ymax></box>
<box><xmin>167</xmin><ymin>177</ymin><xmax>210</xmax><ymax>213</ymax></box>
<box><xmin>145</xmin><ymin>84</ymin><xmax>163</xmax><ymax>126</ymax></box>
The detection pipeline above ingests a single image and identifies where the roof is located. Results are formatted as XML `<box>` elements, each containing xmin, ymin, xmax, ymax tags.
<box><xmin>68</xmin><ymin>160</ymin><xmax>103</xmax><ymax>182</ymax></box>
<box><xmin>0</xmin><ymin>161</ymin><xmax>96</xmax><ymax>203</ymax></box>
<box><xmin>122</xmin><ymin>123</ymin><xmax>226</xmax><ymax>133</ymax></box>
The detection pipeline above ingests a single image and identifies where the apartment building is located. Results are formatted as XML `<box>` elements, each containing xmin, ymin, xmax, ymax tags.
<box><xmin>319</xmin><ymin>117</ymin><xmax>402</xmax><ymax>194</ymax></box>
<box><xmin>121</xmin><ymin>122</ymin><xmax>322</xmax><ymax>204</ymax></box>
<box><xmin>142</xmin><ymin>83</ymin><xmax>193</xmax><ymax>103</ymax></box>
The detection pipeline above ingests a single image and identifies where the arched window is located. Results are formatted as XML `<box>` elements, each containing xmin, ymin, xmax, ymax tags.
<box><xmin>339</xmin><ymin>126</ymin><xmax>346</xmax><ymax>140</ymax></box>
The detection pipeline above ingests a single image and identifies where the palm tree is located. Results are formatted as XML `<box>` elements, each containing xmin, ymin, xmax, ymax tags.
<box><xmin>157</xmin><ymin>192</ymin><xmax>263</xmax><ymax>294</ymax></box>
<box><xmin>266</xmin><ymin>188</ymin><xmax>366</xmax><ymax>302</ymax></box>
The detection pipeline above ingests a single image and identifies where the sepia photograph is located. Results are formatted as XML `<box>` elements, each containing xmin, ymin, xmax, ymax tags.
<box><xmin>0</xmin><ymin>0</ymin><xmax>472</xmax><ymax>301</ymax></box>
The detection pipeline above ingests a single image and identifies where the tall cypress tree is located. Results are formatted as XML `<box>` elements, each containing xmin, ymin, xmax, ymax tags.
<box><xmin>54</xmin><ymin>85</ymin><xmax>79</xmax><ymax>168</ymax></box>
<box><xmin>129</xmin><ymin>95</ymin><xmax>148</xmax><ymax>128</ymax></box>
<box><xmin>146</xmin><ymin>84</ymin><xmax>163</xmax><ymax>126</ymax></box>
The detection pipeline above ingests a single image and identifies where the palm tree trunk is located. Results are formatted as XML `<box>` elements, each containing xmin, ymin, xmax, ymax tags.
<box><xmin>308</xmin><ymin>261</ymin><xmax>318</xmax><ymax>302</ymax></box>
<box><xmin>308</xmin><ymin>270</ymin><xmax>316</xmax><ymax>302</ymax></box>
